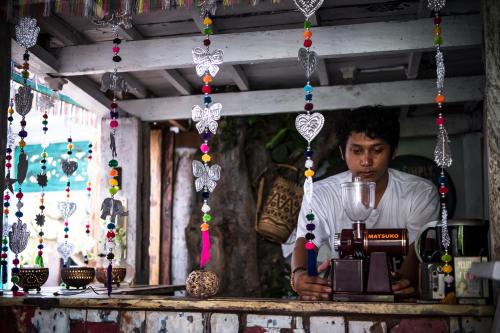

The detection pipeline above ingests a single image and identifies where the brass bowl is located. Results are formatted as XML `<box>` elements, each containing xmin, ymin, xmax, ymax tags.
<box><xmin>18</xmin><ymin>267</ymin><xmax>49</xmax><ymax>292</ymax></box>
<box><xmin>96</xmin><ymin>267</ymin><xmax>127</xmax><ymax>287</ymax></box>
<box><xmin>61</xmin><ymin>267</ymin><xmax>95</xmax><ymax>289</ymax></box>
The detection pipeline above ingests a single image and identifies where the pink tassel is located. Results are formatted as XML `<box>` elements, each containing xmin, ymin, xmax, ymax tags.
<box><xmin>200</xmin><ymin>230</ymin><xmax>211</xmax><ymax>268</ymax></box>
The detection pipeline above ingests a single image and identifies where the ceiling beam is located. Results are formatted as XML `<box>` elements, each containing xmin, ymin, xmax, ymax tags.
<box><xmin>117</xmin><ymin>25</ymin><xmax>144</xmax><ymax>41</ymax></box>
<box><xmin>227</xmin><ymin>65</ymin><xmax>250</xmax><ymax>91</ymax></box>
<box><xmin>62</xmin><ymin>76</ymin><xmax>112</xmax><ymax>117</ymax></box>
<box><xmin>316</xmin><ymin>58</ymin><xmax>330</xmax><ymax>86</ymax></box>
<box><xmin>54</xmin><ymin>14</ymin><xmax>482</xmax><ymax>76</ymax></box>
<box><xmin>38</xmin><ymin>15</ymin><xmax>88</xmax><ymax>46</ymax></box>
<box><xmin>119</xmin><ymin>75</ymin><xmax>484</xmax><ymax>121</ymax></box>
<box><xmin>406</xmin><ymin>0</ymin><xmax>431</xmax><ymax>80</ymax></box>
<box><xmin>11</xmin><ymin>39</ymin><xmax>59</xmax><ymax>73</ymax></box>
<box><xmin>159</xmin><ymin>69</ymin><xmax>193</xmax><ymax>96</ymax></box>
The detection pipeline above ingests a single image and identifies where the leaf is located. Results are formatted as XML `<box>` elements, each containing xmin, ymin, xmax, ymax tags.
<box><xmin>265</xmin><ymin>128</ymin><xmax>288</xmax><ymax>150</ymax></box>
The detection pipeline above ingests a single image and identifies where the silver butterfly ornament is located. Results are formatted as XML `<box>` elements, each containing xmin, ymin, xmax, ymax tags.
<box><xmin>192</xmin><ymin>47</ymin><xmax>224</xmax><ymax>78</ymax></box>
<box><xmin>295</xmin><ymin>112</ymin><xmax>325</xmax><ymax>143</ymax></box>
<box><xmin>192</xmin><ymin>160</ymin><xmax>221</xmax><ymax>193</ymax></box>
<box><xmin>192</xmin><ymin>103</ymin><xmax>222</xmax><ymax>134</ymax></box>
<box><xmin>15</xmin><ymin>17</ymin><xmax>40</xmax><ymax>49</ymax></box>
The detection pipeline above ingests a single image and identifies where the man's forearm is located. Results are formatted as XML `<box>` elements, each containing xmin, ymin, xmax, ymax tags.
<box><xmin>398</xmin><ymin>243</ymin><xmax>419</xmax><ymax>287</ymax></box>
<box><xmin>292</xmin><ymin>237</ymin><xmax>308</xmax><ymax>273</ymax></box>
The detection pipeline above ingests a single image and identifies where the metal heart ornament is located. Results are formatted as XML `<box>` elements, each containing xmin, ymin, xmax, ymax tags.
<box><xmin>293</xmin><ymin>0</ymin><xmax>324</xmax><ymax>19</ymax></box>
<box><xmin>15</xmin><ymin>86</ymin><xmax>34</xmax><ymax>117</ymax></box>
<box><xmin>298</xmin><ymin>48</ymin><xmax>318</xmax><ymax>79</ymax></box>
<box><xmin>58</xmin><ymin>201</ymin><xmax>77</xmax><ymax>220</ymax></box>
<box><xmin>295</xmin><ymin>112</ymin><xmax>325</xmax><ymax>143</ymax></box>
<box><xmin>15</xmin><ymin>17</ymin><xmax>40</xmax><ymax>49</ymax></box>
<box><xmin>62</xmin><ymin>160</ymin><xmax>78</xmax><ymax>177</ymax></box>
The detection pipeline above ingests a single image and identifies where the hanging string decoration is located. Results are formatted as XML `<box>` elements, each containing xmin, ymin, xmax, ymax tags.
<box><xmin>293</xmin><ymin>0</ymin><xmax>324</xmax><ymax>277</ymax></box>
<box><xmin>185</xmin><ymin>3</ymin><xmax>222</xmax><ymax>298</ymax></box>
<box><xmin>428</xmin><ymin>0</ymin><xmax>454</xmax><ymax>289</ymax></box>
<box><xmin>2</xmin><ymin>99</ymin><xmax>16</xmax><ymax>286</ymax></box>
<box><xmin>34</xmin><ymin>92</ymin><xmax>54</xmax><ymax>268</ymax></box>
<box><xmin>9</xmin><ymin>16</ymin><xmax>39</xmax><ymax>294</ymax></box>
<box><xmin>82</xmin><ymin>142</ymin><xmax>94</xmax><ymax>265</ymax></box>
<box><xmin>98</xmin><ymin>16</ymin><xmax>129</xmax><ymax>296</ymax></box>
<box><xmin>56</xmin><ymin>138</ymin><xmax>78</xmax><ymax>267</ymax></box>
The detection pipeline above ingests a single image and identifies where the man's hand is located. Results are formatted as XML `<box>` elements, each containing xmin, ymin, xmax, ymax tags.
<box><xmin>294</xmin><ymin>261</ymin><xmax>332</xmax><ymax>300</ymax></box>
<box><xmin>391</xmin><ymin>272</ymin><xmax>416</xmax><ymax>297</ymax></box>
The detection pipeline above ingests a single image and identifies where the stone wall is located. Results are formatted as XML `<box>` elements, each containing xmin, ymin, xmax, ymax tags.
<box><xmin>0</xmin><ymin>306</ymin><xmax>492</xmax><ymax>333</ymax></box>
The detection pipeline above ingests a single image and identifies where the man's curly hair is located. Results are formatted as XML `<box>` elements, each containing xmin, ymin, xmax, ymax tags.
<box><xmin>335</xmin><ymin>106</ymin><xmax>400</xmax><ymax>155</ymax></box>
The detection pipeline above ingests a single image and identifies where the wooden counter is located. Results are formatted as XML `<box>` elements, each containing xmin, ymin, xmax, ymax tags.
<box><xmin>0</xmin><ymin>287</ymin><xmax>495</xmax><ymax>332</ymax></box>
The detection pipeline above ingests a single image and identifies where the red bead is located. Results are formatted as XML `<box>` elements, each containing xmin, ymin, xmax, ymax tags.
<box><xmin>202</xmin><ymin>85</ymin><xmax>212</xmax><ymax>94</ymax></box>
<box><xmin>111</xmin><ymin>102</ymin><xmax>118</xmax><ymax>109</ymax></box>
<box><xmin>86</xmin><ymin>225</ymin><xmax>90</xmax><ymax>228</ymax></box>
<box><xmin>43</xmin><ymin>114</ymin><xmax>48</xmax><ymax>119</ymax></box>
<box><xmin>16</xmin><ymin>192</ymin><xmax>23</xmax><ymax>199</ymax></box>
<box><xmin>110</xmin><ymin>120</ymin><xmax>119</xmax><ymax>128</ymax></box>
<box><xmin>86</xmin><ymin>187</ymin><xmax>91</xmax><ymax>191</ymax></box>
<box><xmin>88</xmin><ymin>156</ymin><xmax>93</xmax><ymax>160</ymax></box>
<box><xmin>65</xmin><ymin>188</ymin><xmax>70</xmax><ymax>192</ymax></box>
<box><xmin>6</xmin><ymin>155</ymin><xmax>11</xmax><ymax>160</ymax></box>
<box><xmin>64</xmin><ymin>234</ymin><xmax>68</xmax><ymax>238</ymax></box>
<box><xmin>436</xmin><ymin>117</ymin><xmax>445</xmax><ymax>126</ymax></box>
<box><xmin>37</xmin><ymin>251</ymin><xmax>43</xmax><ymax>256</ymax></box>
<box><xmin>13</xmin><ymin>258</ymin><xmax>19</xmax><ymax>265</ymax></box>
<box><xmin>203</xmin><ymin>39</ymin><xmax>211</xmax><ymax>46</ymax></box>
<box><xmin>1</xmin><ymin>253</ymin><xmax>7</xmax><ymax>259</ymax></box>
<box><xmin>107</xmin><ymin>231</ymin><xmax>116</xmax><ymax>238</ymax></box>
<box><xmin>304</xmin><ymin>39</ymin><xmax>312</xmax><ymax>48</ymax></box>
<box><xmin>112</xmin><ymin>46</ymin><xmax>120</xmax><ymax>53</ymax></box>
<box><xmin>434</xmin><ymin>16</ymin><xmax>442</xmax><ymax>25</ymax></box>
<box><xmin>3</xmin><ymin>195</ymin><xmax>9</xmax><ymax>200</ymax></box>
<box><xmin>304</xmin><ymin>103</ymin><xmax>314</xmax><ymax>111</ymax></box>
<box><xmin>64</xmin><ymin>222</ymin><xmax>68</xmax><ymax>226</ymax></box>
<box><xmin>5</xmin><ymin>163</ymin><xmax>11</xmax><ymax>168</ymax></box>
<box><xmin>439</xmin><ymin>186</ymin><xmax>449</xmax><ymax>195</ymax></box>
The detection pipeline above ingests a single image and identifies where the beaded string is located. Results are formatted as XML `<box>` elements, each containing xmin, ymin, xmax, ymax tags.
<box><xmin>10</xmin><ymin>17</ymin><xmax>39</xmax><ymax>293</ymax></box>
<box><xmin>104</xmin><ymin>26</ymin><xmax>123</xmax><ymax>295</ymax></box>
<box><xmin>428</xmin><ymin>0</ymin><xmax>454</xmax><ymax>289</ymax></box>
<box><xmin>190</xmin><ymin>10</ymin><xmax>223</xmax><ymax>271</ymax></box>
<box><xmin>293</xmin><ymin>6</ymin><xmax>325</xmax><ymax>277</ymax></box>
<box><xmin>34</xmin><ymin>95</ymin><xmax>50</xmax><ymax>268</ymax></box>
<box><xmin>1</xmin><ymin>99</ymin><xmax>15</xmax><ymax>285</ymax></box>
<box><xmin>83</xmin><ymin>142</ymin><xmax>93</xmax><ymax>265</ymax></box>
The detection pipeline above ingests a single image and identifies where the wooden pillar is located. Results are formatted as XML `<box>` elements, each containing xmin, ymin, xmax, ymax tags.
<box><xmin>149</xmin><ymin>129</ymin><xmax>162</xmax><ymax>285</ymax></box>
<box><xmin>483</xmin><ymin>0</ymin><xmax>500</xmax><ymax>259</ymax></box>
<box><xmin>160</xmin><ymin>130</ymin><xmax>175</xmax><ymax>285</ymax></box>
<box><xmin>0</xmin><ymin>17</ymin><xmax>10</xmax><ymax>239</ymax></box>
<box><xmin>136</xmin><ymin>122</ymin><xmax>150</xmax><ymax>285</ymax></box>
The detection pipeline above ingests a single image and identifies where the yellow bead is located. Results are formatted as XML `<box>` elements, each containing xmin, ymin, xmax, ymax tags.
<box><xmin>433</xmin><ymin>26</ymin><xmax>441</xmax><ymax>35</ymax></box>
<box><xmin>41</xmin><ymin>152</ymin><xmax>48</xmax><ymax>158</ymax></box>
<box><xmin>442</xmin><ymin>264</ymin><xmax>453</xmax><ymax>274</ymax></box>
<box><xmin>19</xmin><ymin>140</ymin><xmax>26</xmax><ymax>148</ymax></box>
<box><xmin>203</xmin><ymin>17</ymin><xmax>213</xmax><ymax>26</ymax></box>
<box><xmin>304</xmin><ymin>169</ymin><xmax>315</xmax><ymax>177</ymax></box>
<box><xmin>109</xmin><ymin>178</ymin><xmax>119</xmax><ymax>186</ymax></box>
<box><xmin>67</xmin><ymin>143</ymin><xmax>73</xmax><ymax>150</ymax></box>
<box><xmin>8</xmin><ymin>108</ymin><xmax>14</xmax><ymax>115</ymax></box>
<box><xmin>202</xmin><ymin>154</ymin><xmax>211</xmax><ymax>162</ymax></box>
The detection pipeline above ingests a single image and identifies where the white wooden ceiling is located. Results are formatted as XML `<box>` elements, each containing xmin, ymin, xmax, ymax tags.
<box><xmin>11</xmin><ymin>0</ymin><xmax>484</xmax><ymax>125</ymax></box>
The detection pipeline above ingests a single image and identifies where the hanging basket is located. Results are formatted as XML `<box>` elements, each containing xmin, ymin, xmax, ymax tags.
<box><xmin>255</xmin><ymin>165</ymin><xmax>303</xmax><ymax>244</ymax></box>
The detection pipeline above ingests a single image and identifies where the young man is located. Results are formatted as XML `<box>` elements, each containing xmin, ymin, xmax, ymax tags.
<box><xmin>291</xmin><ymin>107</ymin><xmax>440</xmax><ymax>300</ymax></box>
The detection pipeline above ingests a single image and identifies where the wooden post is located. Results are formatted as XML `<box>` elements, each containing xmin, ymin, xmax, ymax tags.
<box><xmin>149</xmin><ymin>129</ymin><xmax>162</xmax><ymax>285</ymax></box>
<box><xmin>135</xmin><ymin>122</ymin><xmax>151</xmax><ymax>285</ymax></box>
<box><xmin>160</xmin><ymin>130</ymin><xmax>175</xmax><ymax>285</ymax></box>
<box><xmin>0</xmin><ymin>15</ymin><xmax>11</xmax><ymax>239</ymax></box>
<box><xmin>483</xmin><ymin>0</ymin><xmax>500</xmax><ymax>259</ymax></box>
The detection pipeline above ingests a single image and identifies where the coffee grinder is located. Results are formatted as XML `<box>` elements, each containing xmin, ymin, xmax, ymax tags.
<box><xmin>331</xmin><ymin>177</ymin><xmax>408</xmax><ymax>302</ymax></box>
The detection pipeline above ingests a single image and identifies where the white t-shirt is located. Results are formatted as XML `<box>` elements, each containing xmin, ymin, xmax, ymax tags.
<box><xmin>295</xmin><ymin>168</ymin><xmax>439</xmax><ymax>258</ymax></box>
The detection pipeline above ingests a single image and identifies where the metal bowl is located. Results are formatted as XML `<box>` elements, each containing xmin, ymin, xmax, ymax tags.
<box><xmin>95</xmin><ymin>267</ymin><xmax>127</xmax><ymax>288</ymax></box>
<box><xmin>61</xmin><ymin>267</ymin><xmax>95</xmax><ymax>289</ymax></box>
<box><xmin>18</xmin><ymin>267</ymin><xmax>49</xmax><ymax>292</ymax></box>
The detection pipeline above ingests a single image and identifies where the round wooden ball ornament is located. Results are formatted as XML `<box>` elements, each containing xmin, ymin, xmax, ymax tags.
<box><xmin>186</xmin><ymin>270</ymin><xmax>220</xmax><ymax>298</ymax></box>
